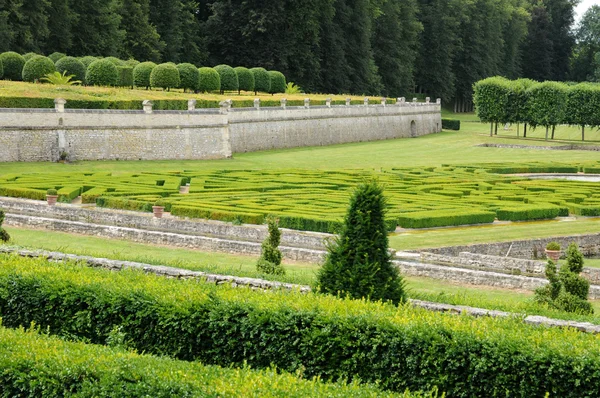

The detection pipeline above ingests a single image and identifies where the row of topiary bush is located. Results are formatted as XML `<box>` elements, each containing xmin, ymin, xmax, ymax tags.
<box><xmin>473</xmin><ymin>76</ymin><xmax>600</xmax><ymax>140</ymax></box>
<box><xmin>1</xmin><ymin>255</ymin><xmax>599</xmax><ymax>396</ymax></box>
<box><xmin>0</xmin><ymin>51</ymin><xmax>287</xmax><ymax>94</ymax></box>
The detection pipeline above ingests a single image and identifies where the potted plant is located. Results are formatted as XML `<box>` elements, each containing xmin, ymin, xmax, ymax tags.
<box><xmin>46</xmin><ymin>189</ymin><xmax>58</xmax><ymax>206</ymax></box>
<box><xmin>545</xmin><ymin>241</ymin><xmax>561</xmax><ymax>262</ymax></box>
<box><xmin>152</xmin><ymin>200</ymin><xmax>165</xmax><ymax>218</ymax></box>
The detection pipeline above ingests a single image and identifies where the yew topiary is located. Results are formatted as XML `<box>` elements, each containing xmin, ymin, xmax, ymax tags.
<box><xmin>234</xmin><ymin>66</ymin><xmax>254</xmax><ymax>94</ymax></box>
<box><xmin>177</xmin><ymin>63</ymin><xmax>199</xmax><ymax>92</ymax></box>
<box><xmin>22</xmin><ymin>52</ymin><xmax>39</xmax><ymax>62</ymax></box>
<box><xmin>48</xmin><ymin>52</ymin><xmax>66</xmax><ymax>63</ymax></box>
<box><xmin>0</xmin><ymin>209</ymin><xmax>9</xmax><ymax>242</ymax></box>
<box><xmin>251</xmin><ymin>67</ymin><xmax>270</xmax><ymax>94</ymax></box>
<box><xmin>133</xmin><ymin>61</ymin><xmax>156</xmax><ymax>89</ymax></box>
<box><xmin>268</xmin><ymin>71</ymin><xmax>286</xmax><ymax>94</ymax></box>
<box><xmin>150</xmin><ymin>63</ymin><xmax>180</xmax><ymax>90</ymax></box>
<box><xmin>316</xmin><ymin>180</ymin><xmax>405</xmax><ymax>305</ymax></box>
<box><xmin>79</xmin><ymin>56</ymin><xmax>98</xmax><ymax>70</ymax></box>
<box><xmin>104</xmin><ymin>57</ymin><xmax>125</xmax><ymax>66</ymax></box>
<box><xmin>55</xmin><ymin>56</ymin><xmax>86</xmax><ymax>83</ymax></box>
<box><xmin>85</xmin><ymin>59</ymin><xmax>118</xmax><ymax>86</ymax></box>
<box><xmin>214</xmin><ymin>64</ymin><xmax>238</xmax><ymax>94</ymax></box>
<box><xmin>198</xmin><ymin>67</ymin><xmax>220</xmax><ymax>92</ymax></box>
<box><xmin>22</xmin><ymin>56</ymin><xmax>56</xmax><ymax>82</ymax></box>
<box><xmin>0</xmin><ymin>52</ymin><xmax>25</xmax><ymax>81</ymax></box>
<box><xmin>256</xmin><ymin>216</ymin><xmax>285</xmax><ymax>275</ymax></box>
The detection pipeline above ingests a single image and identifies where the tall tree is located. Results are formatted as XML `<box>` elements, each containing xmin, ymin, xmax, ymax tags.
<box><xmin>118</xmin><ymin>0</ymin><xmax>163</xmax><ymax>62</ymax></box>
<box><xmin>69</xmin><ymin>0</ymin><xmax>124</xmax><ymax>56</ymax></box>
<box><xmin>499</xmin><ymin>0</ymin><xmax>530</xmax><ymax>79</ymax></box>
<box><xmin>544</xmin><ymin>0</ymin><xmax>578</xmax><ymax>80</ymax></box>
<box><xmin>3</xmin><ymin>0</ymin><xmax>49</xmax><ymax>53</ymax></box>
<box><xmin>521</xmin><ymin>2</ymin><xmax>554</xmax><ymax>81</ymax></box>
<box><xmin>149</xmin><ymin>0</ymin><xmax>183</xmax><ymax>63</ymax></box>
<box><xmin>0</xmin><ymin>0</ymin><xmax>16</xmax><ymax>52</ymax></box>
<box><xmin>44</xmin><ymin>0</ymin><xmax>76</xmax><ymax>54</ymax></box>
<box><xmin>571</xmin><ymin>5</ymin><xmax>600</xmax><ymax>81</ymax></box>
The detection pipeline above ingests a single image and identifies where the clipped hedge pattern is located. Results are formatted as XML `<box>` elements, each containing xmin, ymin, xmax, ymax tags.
<box><xmin>1</xmin><ymin>256</ymin><xmax>600</xmax><ymax>396</ymax></box>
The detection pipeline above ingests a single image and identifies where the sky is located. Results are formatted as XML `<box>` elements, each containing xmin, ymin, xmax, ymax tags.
<box><xmin>575</xmin><ymin>0</ymin><xmax>599</xmax><ymax>23</ymax></box>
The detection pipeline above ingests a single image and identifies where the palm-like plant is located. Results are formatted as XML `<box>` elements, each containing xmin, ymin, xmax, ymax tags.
<box><xmin>41</xmin><ymin>71</ymin><xmax>82</xmax><ymax>85</ymax></box>
<box><xmin>285</xmin><ymin>82</ymin><xmax>303</xmax><ymax>94</ymax></box>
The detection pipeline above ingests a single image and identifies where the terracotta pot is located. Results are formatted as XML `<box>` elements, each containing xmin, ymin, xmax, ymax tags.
<box><xmin>152</xmin><ymin>206</ymin><xmax>165</xmax><ymax>218</ymax></box>
<box><xmin>46</xmin><ymin>195</ymin><xmax>58</xmax><ymax>206</ymax></box>
<box><xmin>545</xmin><ymin>249</ymin><xmax>561</xmax><ymax>262</ymax></box>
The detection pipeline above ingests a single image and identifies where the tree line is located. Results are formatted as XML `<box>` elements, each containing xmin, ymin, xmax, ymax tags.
<box><xmin>0</xmin><ymin>0</ymin><xmax>585</xmax><ymax>104</ymax></box>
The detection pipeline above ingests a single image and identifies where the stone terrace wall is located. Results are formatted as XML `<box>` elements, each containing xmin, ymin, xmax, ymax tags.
<box><xmin>0</xmin><ymin>100</ymin><xmax>441</xmax><ymax>162</ymax></box>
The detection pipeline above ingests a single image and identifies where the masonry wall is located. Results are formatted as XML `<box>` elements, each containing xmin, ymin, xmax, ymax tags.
<box><xmin>0</xmin><ymin>102</ymin><xmax>441</xmax><ymax>162</ymax></box>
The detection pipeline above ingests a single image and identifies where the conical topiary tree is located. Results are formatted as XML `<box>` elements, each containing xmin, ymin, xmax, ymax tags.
<box><xmin>0</xmin><ymin>209</ymin><xmax>10</xmax><ymax>242</ymax></box>
<box><xmin>256</xmin><ymin>216</ymin><xmax>285</xmax><ymax>275</ymax></box>
<box><xmin>316</xmin><ymin>180</ymin><xmax>405</xmax><ymax>305</ymax></box>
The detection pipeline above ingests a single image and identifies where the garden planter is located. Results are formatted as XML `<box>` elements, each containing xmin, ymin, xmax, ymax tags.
<box><xmin>46</xmin><ymin>195</ymin><xmax>58</xmax><ymax>206</ymax></box>
<box><xmin>152</xmin><ymin>206</ymin><xmax>165</xmax><ymax>218</ymax></box>
<box><xmin>545</xmin><ymin>249</ymin><xmax>561</xmax><ymax>262</ymax></box>
<box><xmin>179</xmin><ymin>185</ymin><xmax>190</xmax><ymax>194</ymax></box>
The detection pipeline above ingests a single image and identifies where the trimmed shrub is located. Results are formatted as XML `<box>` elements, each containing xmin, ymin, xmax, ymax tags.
<box><xmin>22</xmin><ymin>56</ymin><xmax>56</xmax><ymax>82</ymax></box>
<box><xmin>0</xmin><ymin>51</ymin><xmax>25</xmax><ymax>80</ymax></box>
<box><xmin>117</xmin><ymin>66</ymin><xmax>134</xmax><ymax>88</ymax></box>
<box><xmin>22</xmin><ymin>52</ymin><xmax>38</xmax><ymax>62</ymax></box>
<box><xmin>177</xmin><ymin>62</ymin><xmax>199</xmax><ymax>92</ymax></box>
<box><xmin>251</xmin><ymin>67</ymin><xmax>270</xmax><ymax>94</ymax></box>
<box><xmin>133</xmin><ymin>61</ymin><xmax>156</xmax><ymax>89</ymax></box>
<box><xmin>55</xmin><ymin>56</ymin><xmax>86</xmax><ymax>82</ymax></box>
<box><xmin>150</xmin><ymin>63</ymin><xmax>180</xmax><ymax>90</ymax></box>
<box><xmin>441</xmin><ymin>119</ymin><xmax>460</xmax><ymax>130</ymax></box>
<box><xmin>0</xmin><ymin>209</ymin><xmax>9</xmax><ymax>242</ymax></box>
<box><xmin>104</xmin><ymin>56</ymin><xmax>125</xmax><ymax>66</ymax></box>
<box><xmin>496</xmin><ymin>204</ymin><xmax>561</xmax><ymax>221</ymax></box>
<box><xmin>85</xmin><ymin>59</ymin><xmax>119</xmax><ymax>86</ymax></box>
<box><xmin>214</xmin><ymin>64</ymin><xmax>238</xmax><ymax>93</ymax></box>
<box><xmin>48</xmin><ymin>52</ymin><xmax>66</xmax><ymax>63</ymax></box>
<box><xmin>234</xmin><ymin>66</ymin><xmax>255</xmax><ymax>93</ymax></box>
<box><xmin>268</xmin><ymin>70</ymin><xmax>286</xmax><ymax>94</ymax></box>
<box><xmin>317</xmin><ymin>180</ymin><xmax>405</xmax><ymax>305</ymax></box>
<box><xmin>79</xmin><ymin>56</ymin><xmax>98</xmax><ymax>70</ymax></box>
<box><xmin>124</xmin><ymin>58</ymin><xmax>140</xmax><ymax>68</ymax></box>
<box><xmin>526</xmin><ymin>81</ymin><xmax>568</xmax><ymax>137</ymax></box>
<box><xmin>397</xmin><ymin>209</ymin><xmax>495</xmax><ymax>228</ymax></box>
<box><xmin>0</xmin><ymin>58</ymin><xmax>3</xmax><ymax>79</ymax></box>
<box><xmin>198</xmin><ymin>67</ymin><xmax>220</xmax><ymax>92</ymax></box>
<box><xmin>256</xmin><ymin>216</ymin><xmax>285</xmax><ymax>275</ymax></box>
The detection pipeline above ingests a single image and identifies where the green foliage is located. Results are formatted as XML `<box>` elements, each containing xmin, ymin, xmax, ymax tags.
<box><xmin>48</xmin><ymin>52</ymin><xmax>66</xmax><ymax>63</ymax></box>
<box><xmin>0</xmin><ymin>52</ymin><xmax>25</xmax><ymax>81</ymax></box>
<box><xmin>177</xmin><ymin>63</ymin><xmax>199</xmax><ymax>91</ymax></box>
<box><xmin>565</xmin><ymin>242</ymin><xmax>584</xmax><ymax>274</ymax></box>
<box><xmin>0</xmin><ymin>209</ymin><xmax>9</xmax><ymax>242</ymax></box>
<box><xmin>251</xmin><ymin>67</ymin><xmax>270</xmax><ymax>94</ymax></box>
<box><xmin>268</xmin><ymin>71</ymin><xmax>286</xmax><ymax>94</ymax></box>
<box><xmin>256</xmin><ymin>216</ymin><xmax>285</xmax><ymax>275</ymax></box>
<box><xmin>234</xmin><ymin>66</ymin><xmax>254</xmax><ymax>93</ymax></box>
<box><xmin>285</xmin><ymin>82</ymin><xmax>302</xmax><ymax>94</ymax></box>
<box><xmin>546</xmin><ymin>241</ymin><xmax>561</xmax><ymax>251</ymax></box>
<box><xmin>22</xmin><ymin>52</ymin><xmax>39</xmax><ymax>62</ymax></box>
<box><xmin>79</xmin><ymin>56</ymin><xmax>99</xmax><ymax>70</ymax></box>
<box><xmin>55</xmin><ymin>56</ymin><xmax>86</xmax><ymax>83</ymax></box>
<box><xmin>0</xmin><ymin>58</ymin><xmax>3</xmax><ymax>79</ymax></box>
<box><xmin>133</xmin><ymin>61</ymin><xmax>156</xmax><ymax>89</ymax></box>
<box><xmin>317</xmin><ymin>180</ymin><xmax>405</xmax><ymax>305</ymax></box>
<box><xmin>214</xmin><ymin>64</ymin><xmax>238</xmax><ymax>93</ymax></box>
<box><xmin>46</xmin><ymin>188</ymin><xmax>57</xmax><ymax>195</ymax></box>
<box><xmin>40</xmin><ymin>71</ymin><xmax>81</xmax><ymax>86</ymax></box>
<box><xmin>441</xmin><ymin>119</ymin><xmax>460</xmax><ymax>130</ymax></box>
<box><xmin>496</xmin><ymin>205</ymin><xmax>561</xmax><ymax>221</ymax></box>
<box><xmin>104</xmin><ymin>56</ymin><xmax>125</xmax><ymax>66</ymax></box>
<box><xmin>150</xmin><ymin>63</ymin><xmax>180</xmax><ymax>90</ymax></box>
<box><xmin>197</xmin><ymin>67</ymin><xmax>220</xmax><ymax>93</ymax></box>
<box><xmin>116</xmin><ymin>66</ymin><xmax>134</xmax><ymax>88</ymax></box>
<box><xmin>526</xmin><ymin>81</ymin><xmax>568</xmax><ymax>129</ymax></box>
<box><xmin>473</xmin><ymin>76</ymin><xmax>512</xmax><ymax>123</ymax></box>
<box><xmin>397</xmin><ymin>210</ymin><xmax>495</xmax><ymax>229</ymax></box>
<box><xmin>22</xmin><ymin>56</ymin><xmax>56</xmax><ymax>83</ymax></box>
<box><xmin>85</xmin><ymin>59</ymin><xmax>119</xmax><ymax>86</ymax></box>
<box><xmin>125</xmin><ymin>59</ymin><xmax>140</xmax><ymax>68</ymax></box>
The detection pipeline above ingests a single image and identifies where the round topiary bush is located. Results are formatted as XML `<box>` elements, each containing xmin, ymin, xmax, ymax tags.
<box><xmin>214</xmin><ymin>64</ymin><xmax>238</xmax><ymax>94</ymax></box>
<box><xmin>234</xmin><ymin>66</ymin><xmax>254</xmax><ymax>94</ymax></box>
<box><xmin>22</xmin><ymin>52</ymin><xmax>39</xmax><ymax>62</ymax></box>
<box><xmin>0</xmin><ymin>52</ymin><xmax>26</xmax><ymax>81</ymax></box>
<box><xmin>198</xmin><ymin>67</ymin><xmax>220</xmax><ymax>93</ymax></box>
<box><xmin>85</xmin><ymin>59</ymin><xmax>118</xmax><ymax>86</ymax></box>
<box><xmin>150</xmin><ymin>63</ymin><xmax>180</xmax><ymax>90</ymax></box>
<box><xmin>177</xmin><ymin>63</ymin><xmax>199</xmax><ymax>92</ymax></box>
<box><xmin>125</xmin><ymin>59</ymin><xmax>140</xmax><ymax>68</ymax></box>
<box><xmin>133</xmin><ymin>61</ymin><xmax>156</xmax><ymax>89</ymax></box>
<box><xmin>22</xmin><ymin>56</ymin><xmax>56</xmax><ymax>82</ymax></box>
<box><xmin>79</xmin><ymin>56</ymin><xmax>98</xmax><ymax>70</ymax></box>
<box><xmin>55</xmin><ymin>56</ymin><xmax>86</xmax><ymax>82</ymax></box>
<box><xmin>268</xmin><ymin>71</ymin><xmax>286</xmax><ymax>94</ymax></box>
<box><xmin>0</xmin><ymin>58</ymin><xmax>3</xmax><ymax>79</ymax></box>
<box><xmin>104</xmin><ymin>57</ymin><xmax>125</xmax><ymax>66</ymax></box>
<box><xmin>251</xmin><ymin>67</ymin><xmax>270</xmax><ymax>94</ymax></box>
<box><xmin>48</xmin><ymin>52</ymin><xmax>66</xmax><ymax>63</ymax></box>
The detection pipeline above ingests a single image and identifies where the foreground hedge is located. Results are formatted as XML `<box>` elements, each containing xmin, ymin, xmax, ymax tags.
<box><xmin>0</xmin><ymin>325</ymin><xmax>400</xmax><ymax>398</ymax></box>
<box><xmin>0</xmin><ymin>256</ymin><xmax>599</xmax><ymax>396</ymax></box>
<box><xmin>397</xmin><ymin>209</ymin><xmax>496</xmax><ymax>228</ymax></box>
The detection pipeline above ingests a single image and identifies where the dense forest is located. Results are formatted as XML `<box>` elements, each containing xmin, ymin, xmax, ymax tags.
<box><xmin>0</xmin><ymin>0</ymin><xmax>594</xmax><ymax>106</ymax></box>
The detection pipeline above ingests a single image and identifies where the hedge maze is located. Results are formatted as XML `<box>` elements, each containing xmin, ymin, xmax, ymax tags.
<box><xmin>2</xmin><ymin>162</ymin><xmax>600</xmax><ymax>232</ymax></box>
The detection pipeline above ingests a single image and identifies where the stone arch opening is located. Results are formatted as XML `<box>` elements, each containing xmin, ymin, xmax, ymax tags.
<box><xmin>410</xmin><ymin>120</ymin><xmax>417</xmax><ymax>137</ymax></box>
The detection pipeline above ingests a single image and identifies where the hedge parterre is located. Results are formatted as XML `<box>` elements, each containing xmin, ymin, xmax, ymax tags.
<box><xmin>1</xmin><ymin>255</ymin><xmax>600</xmax><ymax>396</ymax></box>
<box><xmin>1</xmin><ymin>162</ymin><xmax>600</xmax><ymax>231</ymax></box>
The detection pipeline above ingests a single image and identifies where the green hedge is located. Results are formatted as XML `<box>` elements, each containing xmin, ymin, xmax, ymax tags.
<box><xmin>150</xmin><ymin>63</ymin><xmax>181</xmax><ymax>90</ymax></box>
<box><xmin>198</xmin><ymin>67</ymin><xmax>220</xmax><ymax>92</ymax></box>
<box><xmin>214</xmin><ymin>64</ymin><xmax>238</xmax><ymax>93</ymax></box>
<box><xmin>177</xmin><ymin>62</ymin><xmax>199</xmax><ymax>92</ymax></box>
<box><xmin>0</xmin><ymin>326</ymin><xmax>401</xmax><ymax>398</ymax></box>
<box><xmin>96</xmin><ymin>196</ymin><xmax>153</xmax><ymax>212</ymax></box>
<box><xmin>21</xmin><ymin>56</ymin><xmax>56</xmax><ymax>82</ymax></box>
<box><xmin>496</xmin><ymin>204</ymin><xmax>561</xmax><ymax>221</ymax></box>
<box><xmin>251</xmin><ymin>67</ymin><xmax>271</xmax><ymax>93</ymax></box>
<box><xmin>397</xmin><ymin>209</ymin><xmax>496</xmax><ymax>228</ymax></box>
<box><xmin>0</xmin><ymin>51</ymin><xmax>25</xmax><ymax>80</ymax></box>
<box><xmin>1</xmin><ymin>256</ymin><xmax>600</xmax><ymax>396</ymax></box>
<box><xmin>86</xmin><ymin>59</ymin><xmax>118</xmax><ymax>86</ymax></box>
<box><xmin>171</xmin><ymin>204</ymin><xmax>265</xmax><ymax>224</ymax></box>
<box><xmin>55</xmin><ymin>56</ymin><xmax>86</xmax><ymax>83</ymax></box>
<box><xmin>133</xmin><ymin>61</ymin><xmax>156</xmax><ymax>89</ymax></box>
<box><xmin>441</xmin><ymin>119</ymin><xmax>460</xmax><ymax>130</ymax></box>
<box><xmin>116</xmin><ymin>66</ymin><xmax>134</xmax><ymax>88</ymax></box>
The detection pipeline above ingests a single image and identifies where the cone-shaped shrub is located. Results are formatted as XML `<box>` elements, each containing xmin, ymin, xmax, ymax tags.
<box><xmin>234</xmin><ymin>66</ymin><xmax>254</xmax><ymax>94</ymax></box>
<box><xmin>256</xmin><ymin>216</ymin><xmax>285</xmax><ymax>275</ymax></box>
<box><xmin>133</xmin><ymin>61</ymin><xmax>156</xmax><ymax>89</ymax></box>
<box><xmin>85</xmin><ymin>59</ymin><xmax>118</xmax><ymax>86</ymax></box>
<box><xmin>55</xmin><ymin>56</ymin><xmax>86</xmax><ymax>83</ymax></box>
<box><xmin>251</xmin><ymin>67</ymin><xmax>270</xmax><ymax>94</ymax></box>
<box><xmin>316</xmin><ymin>180</ymin><xmax>405</xmax><ymax>305</ymax></box>
<box><xmin>22</xmin><ymin>56</ymin><xmax>56</xmax><ymax>82</ymax></box>
<box><xmin>177</xmin><ymin>63</ymin><xmax>199</xmax><ymax>92</ymax></box>
<box><xmin>150</xmin><ymin>63</ymin><xmax>180</xmax><ymax>90</ymax></box>
<box><xmin>268</xmin><ymin>71</ymin><xmax>286</xmax><ymax>94</ymax></box>
<box><xmin>0</xmin><ymin>209</ymin><xmax>9</xmax><ymax>242</ymax></box>
<box><xmin>0</xmin><ymin>52</ymin><xmax>25</xmax><ymax>80</ymax></box>
<box><xmin>198</xmin><ymin>67</ymin><xmax>220</xmax><ymax>92</ymax></box>
<box><xmin>214</xmin><ymin>64</ymin><xmax>238</xmax><ymax>94</ymax></box>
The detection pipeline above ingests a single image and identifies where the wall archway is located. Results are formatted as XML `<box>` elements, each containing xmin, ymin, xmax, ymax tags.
<box><xmin>410</xmin><ymin>120</ymin><xmax>417</xmax><ymax>137</ymax></box>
